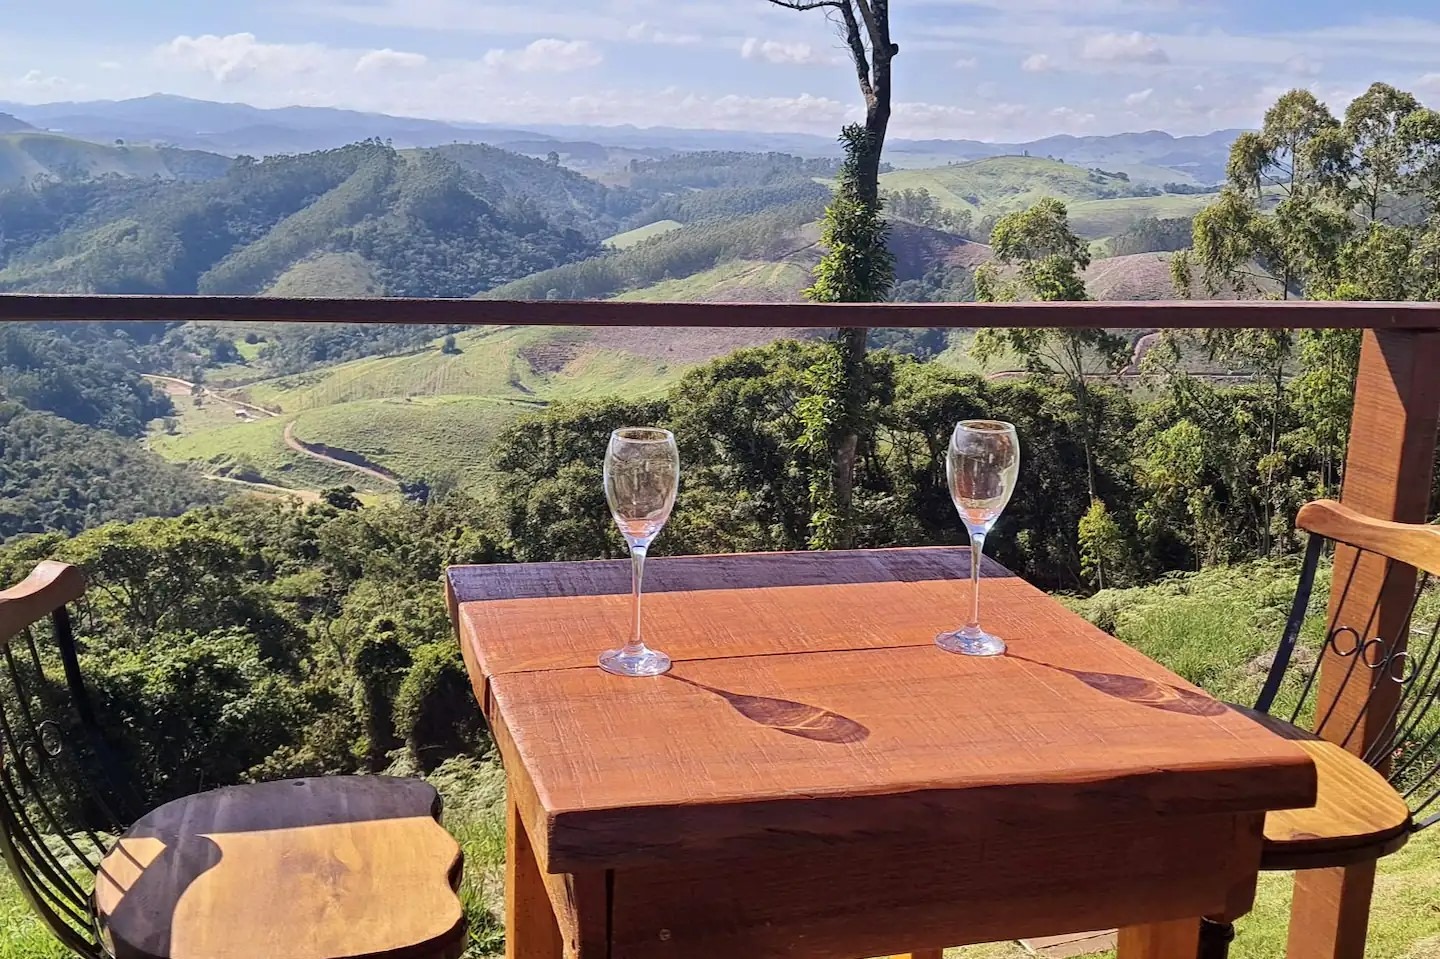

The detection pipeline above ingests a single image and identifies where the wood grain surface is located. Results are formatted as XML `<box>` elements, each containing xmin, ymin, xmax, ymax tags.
<box><xmin>1298</xmin><ymin>499</ymin><xmax>1440</xmax><ymax>578</ymax></box>
<box><xmin>1261</xmin><ymin>740</ymin><xmax>1412</xmax><ymax>870</ymax></box>
<box><xmin>1290</xmin><ymin>328</ymin><xmax>1440</xmax><ymax>959</ymax></box>
<box><xmin>454</xmin><ymin>547</ymin><xmax>1319</xmax><ymax>958</ymax></box>
<box><xmin>492</xmin><ymin>643</ymin><xmax>1313</xmax><ymax>872</ymax></box>
<box><xmin>1286</xmin><ymin>861</ymin><xmax>1379</xmax><ymax>959</ymax></box>
<box><xmin>1117</xmin><ymin>919</ymin><xmax>1202</xmax><ymax>959</ymax></box>
<box><xmin>602</xmin><ymin>812</ymin><xmax>1263</xmax><ymax>959</ymax></box>
<box><xmin>0</xmin><ymin>561</ymin><xmax>84</xmax><ymax>646</ymax></box>
<box><xmin>95</xmin><ymin>777</ymin><xmax>465</xmax><ymax>959</ymax></box>
<box><xmin>6</xmin><ymin>294</ymin><xmax>1440</xmax><ymax>330</ymax></box>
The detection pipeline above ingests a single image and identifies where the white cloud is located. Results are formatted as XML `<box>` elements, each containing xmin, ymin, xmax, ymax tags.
<box><xmin>1124</xmin><ymin>88</ymin><xmax>1154</xmax><ymax>106</ymax></box>
<box><xmin>1081</xmin><ymin>31</ymin><xmax>1169</xmax><ymax>64</ymax></box>
<box><xmin>1419</xmin><ymin>73</ymin><xmax>1440</xmax><ymax>98</ymax></box>
<box><xmin>355</xmin><ymin>48</ymin><xmax>428</xmax><ymax>73</ymax></box>
<box><xmin>954</xmin><ymin>57</ymin><xmax>979</xmax><ymax>70</ymax></box>
<box><xmin>740</xmin><ymin>38</ymin><xmax>833</xmax><ymax>66</ymax></box>
<box><xmin>1282</xmin><ymin>55</ymin><xmax>1321</xmax><ymax>77</ymax></box>
<box><xmin>627</xmin><ymin>23</ymin><xmax>702</xmax><ymax>47</ymax></box>
<box><xmin>1050</xmin><ymin>106</ymin><xmax>1097</xmax><ymax>128</ymax></box>
<box><xmin>159</xmin><ymin>33</ymin><xmax>329</xmax><ymax>84</ymax></box>
<box><xmin>99</xmin><ymin>61</ymin><xmax>123</xmax><ymax>71</ymax></box>
<box><xmin>482</xmin><ymin>39</ymin><xmax>602</xmax><ymax>73</ymax></box>
<box><xmin>1021</xmin><ymin>53</ymin><xmax>1054</xmax><ymax>72</ymax></box>
<box><xmin>19</xmin><ymin>69</ymin><xmax>65</xmax><ymax>89</ymax></box>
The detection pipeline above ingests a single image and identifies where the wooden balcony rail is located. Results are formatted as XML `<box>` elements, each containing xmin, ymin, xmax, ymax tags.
<box><xmin>6</xmin><ymin>292</ymin><xmax>1440</xmax><ymax>959</ymax></box>
<box><xmin>4</xmin><ymin>294</ymin><xmax>1440</xmax><ymax>329</ymax></box>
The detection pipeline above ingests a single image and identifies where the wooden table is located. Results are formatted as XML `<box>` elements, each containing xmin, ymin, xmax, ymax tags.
<box><xmin>448</xmin><ymin>548</ymin><xmax>1317</xmax><ymax>959</ymax></box>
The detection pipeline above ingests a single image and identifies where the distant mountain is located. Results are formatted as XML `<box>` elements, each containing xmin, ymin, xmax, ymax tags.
<box><xmin>0</xmin><ymin>94</ymin><xmax>552</xmax><ymax>157</ymax></box>
<box><xmin>0</xmin><ymin>95</ymin><xmax>1243</xmax><ymax>184</ymax></box>
<box><xmin>0</xmin><ymin>131</ymin><xmax>231</xmax><ymax>189</ymax></box>
<box><xmin>0</xmin><ymin>113</ymin><xmax>34</xmax><ymax>134</ymax></box>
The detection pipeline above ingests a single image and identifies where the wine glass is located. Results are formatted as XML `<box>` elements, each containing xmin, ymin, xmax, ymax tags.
<box><xmin>936</xmin><ymin>420</ymin><xmax>1020</xmax><ymax>657</ymax></box>
<box><xmin>599</xmin><ymin>427</ymin><xmax>680</xmax><ymax>677</ymax></box>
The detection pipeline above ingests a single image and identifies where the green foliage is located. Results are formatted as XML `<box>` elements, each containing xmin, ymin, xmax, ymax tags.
<box><xmin>0</xmin><ymin>403</ymin><xmax>220</xmax><ymax>542</ymax></box>
<box><xmin>624</xmin><ymin>151</ymin><xmax>842</xmax><ymax>192</ymax></box>
<box><xmin>637</xmin><ymin>179</ymin><xmax>831</xmax><ymax>225</ymax></box>
<box><xmin>807</xmin><ymin>126</ymin><xmax>896</xmax><ymax>306</ymax></box>
<box><xmin>974</xmin><ymin>198</ymin><xmax>1129</xmax><ymax>525</ymax></box>
<box><xmin>0</xmin><ymin>324</ymin><xmax>171</xmax><ymax>435</ymax></box>
<box><xmin>1078</xmin><ymin>499</ymin><xmax>1131</xmax><ymax>589</ymax></box>
<box><xmin>393</xmin><ymin>643</ymin><xmax>487</xmax><ymax>771</ymax></box>
<box><xmin>1179</xmin><ymin>83</ymin><xmax>1440</xmax><ymax>301</ymax></box>
<box><xmin>0</xmin><ymin>141</ymin><xmax>598</xmax><ymax>297</ymax></box>
<box><xmin>1107</xmin><ymin>216</ymin><xmax>1194</xmax><ymax>256</ymax></box>
<box><xmin>432</xmin><ymin>142</ymin><xmax>650</xmax><ymax>241</ymax></box>
<box><xmin>492</xmin><ymin>397</ymin><xmax>669</xmax><ymax>561</ymax></box>
<box><xmin>883</xmin><ymin>186</ymin><xmax>974</xmax><ymax>235</ymax></box>
<box><xmin>486</xmin><ymin>201</ymin><xmax>824</xmax><ymax>301</ymax></box>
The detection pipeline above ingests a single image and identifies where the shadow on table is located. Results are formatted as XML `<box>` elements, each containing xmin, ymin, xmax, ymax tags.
<box><xmin>668</xmin><ymin>675</ymin><xmax>871</xmax><ymax>744</ymax></box>
<box><xmin>1007</xmin><ymin>653</ymin><xmax>1228</xmax><ymax>717</ymax></box>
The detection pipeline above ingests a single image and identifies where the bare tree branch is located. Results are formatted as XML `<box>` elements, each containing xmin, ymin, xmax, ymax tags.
<box><xmin>834</xmin><ymin>1</ymin><xmax>875</xmax><ymax>104</ymax></box>
<box><xmin>852</xmin><ymin>0</ymin><xmax>887</xmax><ymax>56</ymax></box>
<box><xmin>766</xmin><ymin>0</ymin><xmax>843</xmax><ymax>9</ymax></box>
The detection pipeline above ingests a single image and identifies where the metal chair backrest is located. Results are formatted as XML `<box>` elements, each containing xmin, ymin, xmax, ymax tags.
<box><xmin>1256</xmin><ymin>500</ymin><xmax>1440</xmax><ymax>830</ymax></box>
<box><xmin>0</xmin><ymin>562</ymin><xmax>129</xmax><ymax>958</ymax></box>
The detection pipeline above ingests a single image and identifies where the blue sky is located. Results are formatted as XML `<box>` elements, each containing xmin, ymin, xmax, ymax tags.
<box><xmin>3</xmin><ymin>1</ymin><xmax>1439</xmax><ymax>140</ymax></box>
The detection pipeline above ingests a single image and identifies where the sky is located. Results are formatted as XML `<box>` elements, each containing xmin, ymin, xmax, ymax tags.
<box><xmin>2</xmin><ymin>1</ymin><xmax>1440</xmax><ymax>141</ymax></box>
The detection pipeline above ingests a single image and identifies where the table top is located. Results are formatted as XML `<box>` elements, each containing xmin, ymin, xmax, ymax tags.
<box><xmin>449</xmin><ymin>548</ymin><xmax>1316</xmax><ymax>873</ymax></box>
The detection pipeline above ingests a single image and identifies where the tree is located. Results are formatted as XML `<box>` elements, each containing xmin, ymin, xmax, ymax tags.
<box><xmin>800</xmin><ymin>126</ymin><xmax>896</xmax><ymax>546</ymax></box>
<box><xmin>765</xmin><ymin>0</ymin><xmax>897</xmax><ymax>549</ymax></box>
<box><xmin>1173</xmin><ymin>83</ymin><xmax>1440</xmax><ymax>553</ymax></box>
<box><xmin>972</xmin><ymin>199</ymin><xmax>1130</xmax><ymax>586</ymax></box>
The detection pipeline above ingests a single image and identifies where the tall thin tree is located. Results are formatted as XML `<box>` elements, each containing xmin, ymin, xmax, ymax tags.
<box><xmin>766</xmin><ymin>0</ymin><xmax>898</xmax><ymax>547</ymax></box>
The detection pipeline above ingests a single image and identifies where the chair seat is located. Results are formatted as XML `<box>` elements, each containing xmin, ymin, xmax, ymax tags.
<box><xmin>94</xmin><ymin>776</ymin><xmax>465</xmax><ymax>959</ymax></box>
<box><xmin>1231</xmin><ymin>710</ymin><xmax>1414</xmax><ymax>871</ymax></box>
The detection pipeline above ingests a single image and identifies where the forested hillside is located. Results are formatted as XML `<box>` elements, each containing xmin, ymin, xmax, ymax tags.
<box><xmin>0</xmin><ymin>141</ymin><xmax>600</xmax><ymax>296</ymax></box>
<box><xmin>0</xmin><ymin>324</ymin><xmax>218</xmax><ymax>541</ymax></box>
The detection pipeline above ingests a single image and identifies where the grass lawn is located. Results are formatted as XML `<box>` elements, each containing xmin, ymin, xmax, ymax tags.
<box><xmin>288</xmin><ymin>395</ymin><xmax>545</xmax><ymax>494</ymax></box>
<box><xmin>604</xmin><ymin>219</ymin><xmax>683</xmax><ymax>250</ymax></box>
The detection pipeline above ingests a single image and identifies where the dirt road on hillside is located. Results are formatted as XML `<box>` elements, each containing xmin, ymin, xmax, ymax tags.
<box><xmin>144</xmin><ymin>375</ymin><xmax>279</xmax><ymax>418</ymax></box>
<box><xmin>282</xmin><ymin>421</ymin><xmax>399</xmax><ymax>487</ymax></box>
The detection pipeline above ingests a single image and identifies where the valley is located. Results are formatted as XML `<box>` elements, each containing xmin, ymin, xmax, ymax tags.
<box><xmin>0</xmin><ymin>96</ymin><xmax>1245</xmax><ymax>507</ymax></box>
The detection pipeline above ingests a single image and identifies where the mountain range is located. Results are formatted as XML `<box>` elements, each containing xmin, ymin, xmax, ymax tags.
<box><xmin>0</xmin><ymin>94</ymin><xmax>1242</xmax><ymax>184</ymax></box>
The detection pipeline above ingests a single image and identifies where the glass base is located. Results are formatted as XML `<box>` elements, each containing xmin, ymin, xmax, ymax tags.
<box><xmin>936</xmin><ymin>628</ymin><xmax>1007</xmax><ymax>657</ymax></box>
<box><xmin>599</xmin><ymin>646</ymin><xmax>672</xmax><ymax>677</ymax></box>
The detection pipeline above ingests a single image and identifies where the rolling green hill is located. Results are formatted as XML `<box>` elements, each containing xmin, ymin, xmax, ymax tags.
<box><xmin>605</xmin><ymin>220</ymin><xmax>683</xmax><ymax>249</ymax></box>
<box><xmin>287</xmin><ymin>395</ymin><xmax>541</xmax><ymax>493</ymax></box>
<box><xmin>613</xmin><ymin>259</ymin><xmax>815</xmax><ymax>302</ymax></box>
<box><xmin>266</xmin><ymin>252</ymin><xmax>385</xmax><ymax>297</ymax></box>
<box><xmin>879</xmin><ymin>156</ymin><xmax>1218</xmax><ymax>239</ymax></box>
<box><xmin>0</xmin><ymin>132</ymin><xmax>229</xmax><ymax>188</ymax></box>
<box><xmin>151</xmin><ymin>326</ymin><xmax>683</xmax><ymax>496</ymax></box>
<box><xmin>1065</xmin><ymin>193</ymin><xmax>1217</xmax><ymax>240</ymax></box>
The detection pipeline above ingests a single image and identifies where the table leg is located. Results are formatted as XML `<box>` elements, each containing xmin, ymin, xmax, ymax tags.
<box><xmin>507</xmin><ymin>795</ymin><xmax>564</xmax><ymax>959</ymax></box>
<box><xmin>1286</xmin><ymin>864</ymin><xmax>1377</xmax><ymax>959</ymax></box>
<box><xmin>1118</xmin><ymin>919</ymin><xmax>1202</xmax><ymax>959</ymax></box>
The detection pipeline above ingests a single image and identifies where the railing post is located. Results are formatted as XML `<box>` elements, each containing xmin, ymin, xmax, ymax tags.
<box><xmin>1287</xmin><ymin>328</ymin><xmax>1440</xmax><ymax>959</ymax></box>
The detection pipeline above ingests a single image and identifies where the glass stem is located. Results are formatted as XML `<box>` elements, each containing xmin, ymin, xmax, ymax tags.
<box><xmin>966</xmin><ymin>529</ymin><xmax>986</xmax><ymax>634</ymax></box>
<box><xmin>625</xmin><ymin>543</ymin><xmax>648</xmax><ymax>655</ymax></box>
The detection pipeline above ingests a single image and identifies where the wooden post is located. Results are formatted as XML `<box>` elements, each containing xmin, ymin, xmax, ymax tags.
<box><xmin>1288</xmin><ymin>329</ymin><xmax>1440</xmax><ymax>959</ymax></box>
<box><xmin>1118</xmin><ymin>919</ymin><xmax>1203</xmax><ymax>959</ymax></box>
<box><xmin>507</xmin><ymin>795</ymin><xmax>564</xmax><ymax>959</ymax></box>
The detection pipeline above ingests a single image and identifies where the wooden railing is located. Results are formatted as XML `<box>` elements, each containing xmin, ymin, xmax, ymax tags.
<box><xmin>7</xmin><ymin>294</ymin><xmax>1440</xmax><ymax>959</ymax></box>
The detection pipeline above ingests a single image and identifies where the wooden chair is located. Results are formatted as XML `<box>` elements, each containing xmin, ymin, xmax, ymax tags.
<box><xmin>0</xmin><ymin>562</ymin><xmax>467</xmax><ymax>959</ymax></box>
<box><xmin>1202</xmin><ymin>500</ymin><xmax>1440</xmax><ymax>958</ymax></box>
